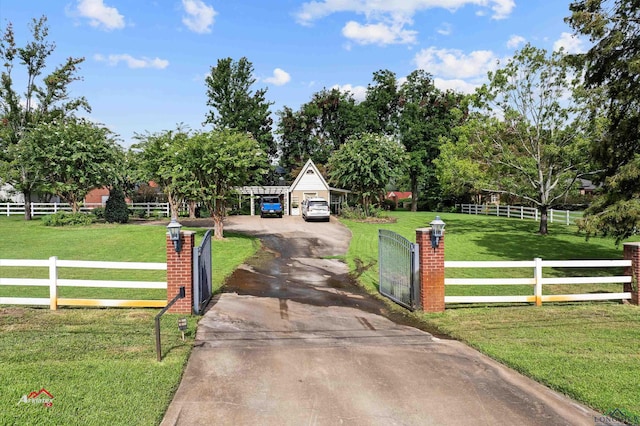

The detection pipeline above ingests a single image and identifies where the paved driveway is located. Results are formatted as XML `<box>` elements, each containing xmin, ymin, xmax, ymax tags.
<box><xmin>161</xmin><ymin>216</ymin><xmax>598</xmax><ymax>425</ymax></box>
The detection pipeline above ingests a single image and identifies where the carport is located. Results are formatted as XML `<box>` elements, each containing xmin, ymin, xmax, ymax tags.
<box><xmin>235</xmin><ymin>186</ymin><xmax>290</xmax><ymax>216</ymax></box>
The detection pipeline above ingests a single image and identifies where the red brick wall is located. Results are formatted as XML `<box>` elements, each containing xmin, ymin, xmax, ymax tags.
<box><xmin>416</xmin><ymin>228</ymin><xmax>445</xmax><ymax>312</ymax></box>
<box><xmin>84</xmin><ymin>187</ymin><xmax>110</xmax><ymax>204</ymax></box>
<box><xmin>166</xmin><ymin>231</ymin><xmax>194</xmax><ymax>313</ymax></box>
<box><xmin>623</xmin><ymin>242</ymin><xmax>640</xmax><ymax>305</ymax></box>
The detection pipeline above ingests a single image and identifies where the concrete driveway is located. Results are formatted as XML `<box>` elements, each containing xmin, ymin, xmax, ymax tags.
<box><xmin>161</xmin><ymin>215</ymin><xmax>598</xmax><ymax>425</ymax></box>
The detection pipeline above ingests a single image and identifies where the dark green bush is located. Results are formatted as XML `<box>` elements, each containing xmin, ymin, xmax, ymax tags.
<box><xmin>42</xmin><ymin>212</ymin><xmax>96</xmax><ymax>227</ymax></box>
<box><xmin>92</xmin><ymin>207</ymin><xmax>106</xmax><ymax>219</ymax></box>
<box><xmin>105</xmin><ymin>188</ymin><xmax>130</xmax><ymax>224</ymax></box>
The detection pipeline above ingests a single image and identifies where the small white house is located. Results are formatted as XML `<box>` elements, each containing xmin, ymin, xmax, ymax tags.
<box><xmin>237</xmin><ymin>159</ymin><xmax>349</xmax><ymax>216</ymax></box>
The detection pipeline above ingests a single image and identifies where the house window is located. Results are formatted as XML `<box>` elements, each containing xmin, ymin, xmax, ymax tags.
<box><xmin>490</xmin><ymin>193</ymin><xmax>499</xmax><ymax>204</ymax></box>
<box><xmin>306</xmin><ymin>169</ymin><xmax>315</xmax><ymax>174</ymax></box>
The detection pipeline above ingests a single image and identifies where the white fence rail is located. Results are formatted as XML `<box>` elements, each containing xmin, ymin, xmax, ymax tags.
<box><xmin>458</xmin><ymin>204</ymin><xmax>583</xmax><ymax>225</ymax></box>
<box><xmin>445</xmin><ymin>258</ymin><xmax>632</xmax><ymax>305</ymax></box>
<box><xmin>0</xmin><ymin>202</ymin><xmax>170</xmax><ymax>217</ymax></box>
<box><xmin>0</xmin><ymin>257</ymin><xmax>167</xmax><ymax>309</ymax></box>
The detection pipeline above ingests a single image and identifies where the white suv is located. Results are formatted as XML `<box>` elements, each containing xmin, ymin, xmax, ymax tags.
<box><xmin>301</xmin><ymin>197</ymin><xmax>330</xmax><ymax>222</ymax></box>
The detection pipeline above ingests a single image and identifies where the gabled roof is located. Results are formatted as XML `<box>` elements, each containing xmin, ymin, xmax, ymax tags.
<box><xmin>289</xmin><ymin>159</ymin><xmax>329</xmax><ymax>192</ymax></box>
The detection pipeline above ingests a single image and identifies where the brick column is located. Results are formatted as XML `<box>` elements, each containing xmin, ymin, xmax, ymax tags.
<box><xmin>623</xmin><ymin>242</ymin><xmax>640</xmax><ymax>305</ymax></box>
<box><xmin>166</xmin><ymin>231</ymin><xmax>195</xmax><ymax>314</ymax></box>
<box><xmin>416</xmin><ymin>228</ymin><xmax>445</xmax><ymax>313</ymax></box>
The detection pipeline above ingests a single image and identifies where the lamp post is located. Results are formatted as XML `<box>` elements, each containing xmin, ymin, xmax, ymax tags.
<box><xmin>430</xmin><ymin>216</ymin><xmax>446</xmax><ymax>248</ymax></box>
<box><xmin>167</xmin><ymin>219</ymin><xmax>182</xmax><ymax>253</ymax></box>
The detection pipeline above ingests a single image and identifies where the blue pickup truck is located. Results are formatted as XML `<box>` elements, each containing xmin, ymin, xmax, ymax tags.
<box><xmin>260</xmin><ymin>196</ymin><xmax>283</xmax><ymax>218</ymax></box>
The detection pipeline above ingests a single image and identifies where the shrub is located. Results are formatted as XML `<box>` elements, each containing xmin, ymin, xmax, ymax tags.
<box><xmin>92</xmin><ymin>207</ymin><xmax>105</xmax><ymax>219</ymax></box>
<box><xmin>382</xmin><ymin>199</ymin><xmax>396</xmax><ymax>211</ymax></box>
<box><xmin>105</xmin><ymin>188</ymin><xmax>129</xmax><ymax>224</ymax></box>
<box><xmin>42</xmin><ymin>212</ymin><xmax>96</xmax><ymax>227</ymax></box>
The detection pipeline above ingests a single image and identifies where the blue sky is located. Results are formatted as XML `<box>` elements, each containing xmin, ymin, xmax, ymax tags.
<box><xmin>0</xmin><ymin>1</ymin><xmax>587</xmax><ymax>147</ymax></box>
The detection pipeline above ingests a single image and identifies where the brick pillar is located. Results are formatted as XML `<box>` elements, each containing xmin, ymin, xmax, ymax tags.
<box><xmin>623</xmin><ymin>242</ymin><xmax>640</xmax><ymax>305</ymax></box>
<box><xmin>416</xmin><ymin>228</ymin><xmax>445</xmax><ymax>313</ymax></box>
<box><xmin>166</xmin><ymin>231</ymin><xmax>195</xmax><ymax>314</ymax></box>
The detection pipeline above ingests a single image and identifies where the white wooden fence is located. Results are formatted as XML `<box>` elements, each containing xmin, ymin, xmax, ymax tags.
<box><xmin>445</xmin><ymin>258</ymin><xmax>632</xmax><ymax>305</ymax></box>
<box><xmin>0</xmin><ymin>202</ymin><xmax>170</xmax><ymax>217</ymax></box>
<box><xmin>458</xmin><ymin>204</ymin><xmax>583</xmax><ymax>225</ymax></box>
<box><xmin>0</xmin><ymin>257</ymin><xmax>167</xmax><ymax>309</ymax></box>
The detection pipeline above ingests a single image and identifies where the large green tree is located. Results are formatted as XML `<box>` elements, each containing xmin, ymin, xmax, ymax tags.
<box><xmin>0</xmin><ymin>16</ymin><xmax>89</xmax><ymax>219</ymax></box>
<box><xmin>204</xmin><ymin>57</ymin><xmax>276</xmax><ymax>161</ymax></box>
<box><xmin>25</xmin><ymin>118</ymin><xmax>122</xmax><ymax>212</ymax></box>
<box><xmin>132</xmin><ymin>127</ymin><xmax>194</xmax><ymax>220</ymax></box>
<box><xmin>444</xmin><ymin>44</ymin><xmax>595</xmax><ymax>234</ymax></box>
<box><xmin>277</xmin><ymin>88</ymin><xmax>365</xmax><ymax>173</ymax></box>
<box><xmin>397</xmin><ymin>70</ymin><xmax>465</xmax><ymax>211</ymax></box>
<box><xmin>178</xmin><ymin>129</ymin><xmax>268</xmax><ymax>238</ymax></box>
<box><xmin>567</xmin><ymin>1</ymin><xmax>640</xmax><ymax>242</ymax></box>
<box><xmin>327</xmin><ymin>133</ymin><xmax>406</xmax><ymax>215</ymax></box>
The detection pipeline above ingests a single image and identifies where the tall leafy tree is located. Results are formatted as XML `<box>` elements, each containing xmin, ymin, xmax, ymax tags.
<box><xmin>178</xmin><ymin>129</ymin><xmax>268</xmax><ymax>238</ymax></box>
<box><xmin>25</xmin><ymin>118</ymin><xmax>122</xmax><ymax>212</ymax></box>
<box><xmin>327</xmin><ymin>133</ymin><xmax>406</xmax><ymax>215</ymax></box>
<box><xmin>131</xmin><ymin>125</ymin><xmax>196</xmax><ymax>219</ymax></box>
<box><xmin>0</xmin><ymin>16</ymin><xmax>89</xmax><ymax>219</ymax></box>
<box><xmin>567</xmin><ymin>1</ymin><xmax>640</xmax><ymax>242</ymax></box>
<box><xmin>132</xmin><ymin>127</ymin><xmax>193</xmax><ymax>220</ymax></box>
<box><xmin>447</xmin><ymin>44</ymin><xmax>595</xmax><ymax>234</ymax></box>
<box><xmin>204</xmin><ymin>57</ymin><xmax>276</xmax><ymax>160</ymax></box>
<box><xmin>397</xmin><ymin>70</ymin><xmax>465</xmax><ymax>211</ymax></box>
<box><xmin>277</xmin><ymin>88</ymin><xmax>365</xmax><ymax>173</ymax></box>
<box><xmin>361</xmin><ymin>69</ymin><xmax>400</xmax><ymax>135</ymax></box>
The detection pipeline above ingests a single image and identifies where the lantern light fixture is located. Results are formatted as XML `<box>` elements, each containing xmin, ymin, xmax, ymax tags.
<box><xmin>167</xmin><ymin>219</ymin><xmax>182</xmax><ymax>253</ymax></box>
<box><xmin>430</xmin><ymin>216</ymin><xmax>446</xmax><ymax>248</ymax></box>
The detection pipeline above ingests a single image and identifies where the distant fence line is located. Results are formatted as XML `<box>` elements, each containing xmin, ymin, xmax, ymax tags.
<box><xmin>0</xmin><ymin>202</ymin><xmax>170</xmax><ymax>217</ymax></box>
<box><xmin>457</xmin><ymin>204</ymin><xmax>583</xmax><ymax>226</ymax></box>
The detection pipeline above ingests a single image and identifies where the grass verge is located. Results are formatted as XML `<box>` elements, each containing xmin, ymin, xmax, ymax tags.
<box><xmin>0</xmin><ymin>217</ymin><xmax>259</xmax><ymax>425</ymax></box>
<box><xmin>341</xmin><ymin>211</ymin><xmax>640</xmax><ymax>420</ymax></box>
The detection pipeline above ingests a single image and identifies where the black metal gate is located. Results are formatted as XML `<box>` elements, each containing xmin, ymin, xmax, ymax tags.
<box><xmin>192</xmin><ymin>229</ymin><xmax>212</xmax><ymax>314</ymax></box>
<box><xmin>378</xmin><ymin>229</ymin><xmax>420</xmax><ymax>310</ymax></box>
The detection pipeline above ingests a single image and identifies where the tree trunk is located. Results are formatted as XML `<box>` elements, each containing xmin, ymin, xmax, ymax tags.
<box><xmin>410</xmin><ymin>174</ymin><xmax>418</xmax><ymax>212</ymax></box>
<box><xmin>212</xmin><ymin>200</ymin><xmax>225</xmax><ymax>239</ymax></box>
<box><xmin>168</xmin><ymin>193</ymin><xmax>179</xmax><ymax>220</ymax></box>
<box><xmin>23</xmin><ymin>190</ymin><xmax>32</xmax><ymax>221</ymax></box>
<box><xmin>188</xmin><ymin>201</ymin><xmax>197</xmax><ymax>219</ymax></box>
<box><xmin>538</xmin><ymin>205</ymin><xmax>548</xmax><ymax>235</ymax></box>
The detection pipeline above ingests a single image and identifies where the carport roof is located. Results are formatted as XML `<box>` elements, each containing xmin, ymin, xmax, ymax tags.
<box><xmin>235</xmin><ymin>186</ymin><xmax>290</xmax><ymax>195</ymax></box>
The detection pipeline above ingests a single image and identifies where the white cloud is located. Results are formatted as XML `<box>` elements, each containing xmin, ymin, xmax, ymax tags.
<box><xmin>295</xmin><ymin>1</ymin><xmax>515</xmax><ymax>46</ymax></box>
<box><xmin>507</xmin><ymin>35</ymin><xmax>525</xmax><ymax>49</ymax></box>
<box><xmin>182</xmin><ymin>0</ymin><xmax>217</xmax><ymax>34</ymax></box>
<box><xmin>75</xmin><ymin>0</ymin><xmax>125</xmax><ymax>30</ymax></box>
<box><xmin>437</xmin><ymin>22</ymin><xmax>452</xmax><ymax>36</ymax></box>
<box><xmin>332</xmin><ymin>84</ymin><xmax>367</xmax><ymax>102</ymax></box>
<box><xmin>94</xmin><ymin>54</ymin><xmax>169</xmax><ymax>69</ymax></box>
<box><xmin>553</xmin><ymin>32</ymin><xmax>586</xmax><ymax>54</ymax></box>
<box><xmin>264</xmin><ymin>68</ymin><xmax>291</xmax><ymax>86</ymax></box>
<box><xmin>434</xmin><ymin>78</ymin><xmax>478</xmax><ymax>94</ymax></box>
<box><xmin>295</xmin><ymin>0</ymin><xmax>515</xmax><ymax>25</ymax></box>
<box><xmin>491</xmin><ymin>0</ymin><xmax>515</xmax><ymax>20</ymax></box>
<box><xmin>342</xmin><ymin>21</ymin><xmax>417</xmax><ymax>45</ymax></box>
<box><xmin>414</xmin><ymin>47</ymin><xmax>498</xmax><ymax>79</ymax></box>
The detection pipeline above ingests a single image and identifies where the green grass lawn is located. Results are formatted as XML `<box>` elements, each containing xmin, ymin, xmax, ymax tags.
<box><xmin>341</xmin><ymin>211</ymin><xmax>640</xmax><ymax>421</ymax></box>
<box><xmin>0</xmin><ymin>217</ymin><xmax>259</xmax><ymax>425</ymax></box>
